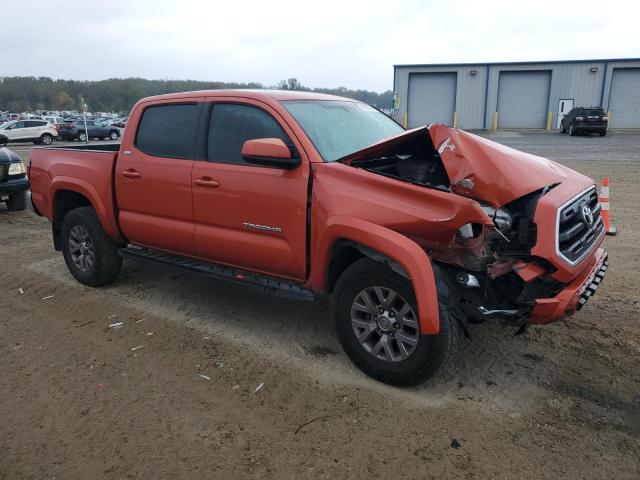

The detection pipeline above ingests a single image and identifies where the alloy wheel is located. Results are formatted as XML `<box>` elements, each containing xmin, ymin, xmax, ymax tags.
<box><xmin>68</xmin><ymin>225</ymin><xmax>95</xmax><ymax>272</ymax></box>
<box><xmin>350</xmin><ymin>286</ymin><xmax>420</xmax><ymax>362</ymax></box>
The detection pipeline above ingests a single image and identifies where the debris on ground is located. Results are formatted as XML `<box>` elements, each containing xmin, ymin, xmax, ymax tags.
<box><xmin>131</xmin><ymin>345</ymin><xmax>144</xmax><ymax>351</ymax></box>
<box><xmin>254</xmin><ymin>382</ymin><xmax>264</xmax><ymax>393</ymax></box>
<box><xmin>18</xmin><ymin>288</ymin><xmax>24</xmax><ymax>294</ymax></box>
<box><xmin>199</xmin><ymin>374</ymin><xmax>211</xmax><ymax>380</ymax></box>
<box><xmin>451</xmin><ymin>439</ymin><xmax>462</xmax><ymax>449</ymax></box>
<box><xmin>41</xmin><ymin>295</ymin><xmax>54</xmax><ymax>300</ymax></box>
<box><xmin>108</xmin><ymin>322</ymin><xmax>124</xmax><ymax>329</ymax></box>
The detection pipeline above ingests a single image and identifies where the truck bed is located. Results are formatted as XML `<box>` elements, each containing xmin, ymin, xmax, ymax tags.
<box><xmin>29</xmin><ymin>144</ymin><xmax>121</xmax><ymax>239</ymax></box>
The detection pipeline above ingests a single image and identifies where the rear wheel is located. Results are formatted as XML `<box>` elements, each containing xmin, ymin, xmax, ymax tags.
<box><xmin>333</xmin><ymin>258</ymin><xmax>460</xmax><ymax>386</ymax></box>
<box><xmin>61</xmin><ymin>207</ymin><xmax>122</xmax><ymax>286</ymax></box>
<box><xmin>109</xmin><ymin>131</ymin><xmax>119</xmax><ymax>140</ymax></box>
<box><xmin>599</xmin><ymin>130</ymin><xmax>607</xmax><ymax>137</ymax></box>
<box><xmin>78</xmin><ymin>132</ymin><xmax>87</xmax><ymax>142</ymax></box>
<box><xmin>569</xmin><ymin>123</ymin><xmax>576</xmax><ymax>136</ymax></box>
<box><xmin>40</xmin><ymin>133</ymin><xmax>53</xmax><ymax>145</ymax></box>
<box><xmin>6</xmin><ymin>191</ymin><xmax>27</xmax><ymax>211</ymax></box>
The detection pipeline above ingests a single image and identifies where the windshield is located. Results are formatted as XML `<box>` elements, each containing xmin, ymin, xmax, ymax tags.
<box><xmin>282</xmin><ymin>100</ymin><xmax>403</xmax><ymax>162</ymax></box>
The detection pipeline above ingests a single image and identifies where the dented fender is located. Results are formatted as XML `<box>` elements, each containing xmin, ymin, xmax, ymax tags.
<box><xmin>308</xmin><ymin>215</ymin><xmax>441</xmax><ymax>334</ymax></box>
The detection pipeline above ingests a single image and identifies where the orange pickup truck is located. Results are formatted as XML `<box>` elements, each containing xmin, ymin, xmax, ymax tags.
<box><xmin>29</xmin><ymin>90</ymin><xmax>608</xmax><ymax>385</ymax></box>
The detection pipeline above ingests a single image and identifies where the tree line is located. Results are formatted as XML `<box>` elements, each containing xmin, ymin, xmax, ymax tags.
<box><xmin>0</xmin><ymin>76</ymin><xmax>393</xmax><ymax>114</ymax></box>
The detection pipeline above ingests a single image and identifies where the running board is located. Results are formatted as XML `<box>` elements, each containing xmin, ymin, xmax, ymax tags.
<box><xmin>119</xmin><ymin>247</ymin><xmax>314</xmax><ymax>301</ymax></box>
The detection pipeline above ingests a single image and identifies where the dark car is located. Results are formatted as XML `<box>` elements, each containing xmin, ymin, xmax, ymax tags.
<box><xmin>560</xmin><ymin>107</ymin><xmax>609</xmax><ymax>136</ymax></box>
<box><xmin>59</xmin><ymin>119</ymin><xmax>120</xmax><ymax>142</ymax></box>
<box><xmin>0</xmin><ymin>147</ymin><xmax>29</xmax><ymax>211</ymax></box>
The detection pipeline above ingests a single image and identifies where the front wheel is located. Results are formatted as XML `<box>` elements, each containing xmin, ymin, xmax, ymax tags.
<box><xmin>333</xmin><ymin>258</ymin><xmax>460</xmax><ymax>386</ymax></box>
<box><xmin>109</xmin><ymin>131</ymin><xmax>119</xmax><ymax>140</ymax></box>
<box><xmin>6</xmin><ymin>191</ymin><xmax>27</xmax><ymax>211</ymax></box>
<box><xmin>78</xmin><ymin>132</ymin><xmax>87</xmax><ymax>142</ymax></box>
<box><xmin>569</xmin><ymin>123</ymin><xmax>576</xmax><ymax>136</ymax></box>
<box><xmin>61</xmin><ymin>207</ymin><xmax>122</xmax><ymax>286</ymax></box>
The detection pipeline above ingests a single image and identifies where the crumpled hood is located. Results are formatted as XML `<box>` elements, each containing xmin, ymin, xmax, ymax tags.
<box><xmin>428</xmin><ymin>124</ymin><xmax>580</xmax><ymax>207</ymax></box>
<box><xmin>338</xmin><ymin>125</ymin><xmax>584</xmax><ymax>208</ymax></box>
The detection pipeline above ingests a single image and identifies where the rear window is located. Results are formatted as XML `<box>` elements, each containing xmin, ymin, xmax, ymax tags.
<box><xmin>581</xmin><ymin>108</ymin><xmax>605</xmax><ymax>116</ymax></box>
<box><xmin>135</xmin><ymin>104</ymin><xmax>199</xmax><ymax>159</ymax></box>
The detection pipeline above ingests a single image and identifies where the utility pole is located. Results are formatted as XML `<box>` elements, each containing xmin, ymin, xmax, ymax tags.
<box><xmin>80</xmin><ymin>96</ymin><xmax>88</xmax><ymax>142</ymax></box>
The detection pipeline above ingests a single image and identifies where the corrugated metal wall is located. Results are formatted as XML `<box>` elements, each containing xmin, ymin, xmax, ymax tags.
<box><xmin>393</xmin><ymin>59</ymin><xmax>640</xmax><ymax>129</ymax></box>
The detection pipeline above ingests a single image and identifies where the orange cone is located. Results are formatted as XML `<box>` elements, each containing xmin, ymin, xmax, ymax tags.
<box><xmin>599</xmin><ymin>178</ymin><xmax>617</xmax><ymax>235</ymax></box>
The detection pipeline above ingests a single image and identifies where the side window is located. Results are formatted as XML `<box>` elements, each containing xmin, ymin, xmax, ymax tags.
<box><xmin>37</xmin><ymin>121</ymin><xmax>48</xmax><ymax>127</ymax></box>
<box><xmin>135</xmin><ymin>104</ymin><xmax>199</xmax><ymax>159</ymax></box>
<box><xmin>13</xmin><ymin>121</ymin><xmax>25</xmax><ymax>129</ymax></box>
<box><xmin>207</xmin><ymin>104</ymin><xmax>290</xmax><ymax>164</ymax></box>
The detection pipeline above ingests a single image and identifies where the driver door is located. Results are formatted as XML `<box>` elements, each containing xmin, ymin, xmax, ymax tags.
<box><xmin>191</xmin><ymin>100</ymin><xmax>309</xmax><ymax>280</ymax></box>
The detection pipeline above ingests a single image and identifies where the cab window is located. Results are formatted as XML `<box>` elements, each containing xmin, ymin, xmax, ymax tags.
<box><xmin>207</xmin><ymin>104</ymin><xmax>290</xmax><ymax>165</ymax></box>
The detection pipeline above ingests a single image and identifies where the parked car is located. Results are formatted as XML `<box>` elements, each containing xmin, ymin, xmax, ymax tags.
<box><xmin>112</xmin><ymin>117</ymin><xmax>127</xmax><ymax>128</ymax></box>
<box><xmin>560</xmin><ymin>107</ymin><xmax>609</xmax><ymax>136</ymax></box>
<box><xmin>44</xmin><ymin>116</ymin><xmax>65</xmax><ymax>139</ymax></box>
<box><xmin>58</xmin><ymin>119</ymin><xmax>120</xmax><ymax>141</ymax></box>
<box><xmin>0</xmin><ymin>119</ymin><xmax>57</xmax><ymax>146</ymax></box>
<box><xmin>0</xmin><ymin>147</ymin><xmax>29</xmax><ymax>211</ymax></box>
<box><xmin>29</xmin><ymin>90</ymin><xmax>608</xmax><ymax>386</ymax></box>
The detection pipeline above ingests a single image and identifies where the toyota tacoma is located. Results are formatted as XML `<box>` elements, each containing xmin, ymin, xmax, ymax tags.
<box><xmin>28</xmin><ymin>90</ymin><xmax>608</xmax><ymax>385</ymax></box>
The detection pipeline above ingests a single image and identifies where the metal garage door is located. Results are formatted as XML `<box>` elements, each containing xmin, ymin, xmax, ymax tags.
<box><xmin>497</xmin><ymin>70</ymin><xmax>551</xmax><ymax>128</ymax></box>
<box><xmin>608</xmin><ymin>68</ymin><xmax>640</xmax><ymax>128</ymax></box>
<box><xmin>408</xmin><ymin>73</ymin><xmax>456</xmax><ymax>127</ymax></box>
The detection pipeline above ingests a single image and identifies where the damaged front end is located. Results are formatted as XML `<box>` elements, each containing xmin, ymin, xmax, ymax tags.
<box><xmin>337</xmin><ymin>124</ymin><xmax>590</xmax><ymax>331</ymax></box>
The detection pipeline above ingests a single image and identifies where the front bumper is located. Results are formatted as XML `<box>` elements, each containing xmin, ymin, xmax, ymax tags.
<box><xmin>530</xmin><ymin>248</ymin><xmax>607</xmax><ymax>324</ymax></box>
<box><xmin>0</xmin><ymin>176</ymin><xmax>30</xmax><ymax>195</ymax></box>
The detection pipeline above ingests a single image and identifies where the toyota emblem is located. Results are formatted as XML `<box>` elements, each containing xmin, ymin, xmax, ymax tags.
<box><xmin>580</xmin><ymin>203</ymin><xmax>594</xmax><ymax>226</ymax></box>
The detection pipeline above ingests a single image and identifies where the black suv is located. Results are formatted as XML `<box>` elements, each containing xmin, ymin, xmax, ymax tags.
<box><xmin>59</xmin><ymin>120</ymin><xmax>121</xmax><ymax>142</ymax></box>
<box><xmin>560</xmin><ymin>107</ymin><xmax>609</xmax><ymax>136</ymax></box>
<box><xmin>0</xmin><ymin>147</ymin><xmax>29</xmax><ymax>211</ymax></box>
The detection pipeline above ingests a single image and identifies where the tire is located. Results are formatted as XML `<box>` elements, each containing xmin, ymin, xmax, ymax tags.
<box><xmin>333</xmin><ymin>258</ymin><xmax>460</xmax><ymax>386</ymax></box>
<box><xmin>6</xmin><ymin>191</ymin><xmax>27</xmax><ymax>211</ymax></box>
<box><xmin>109</xmin><ymin>131</ymin><xmax>119</xmax><ymax>140</ymax></box>
<box><xmin>78</xmin><ymin>132</ymin><xmax>87</xmax><ymax>142</ymax></box>
<box><xmin>600</xmin><ymin>130</ymin><xmax>607</xmax><ymax>137</ymax></box>
<box><xmin>61</xmin><ymin>206</ymin><xmax>122</xmax><ymax>287</ymax></box>
<box><xmin>569</xmin><ymin>123</ymin><xmax>576</xmax><ymax>136</ymax></box>
<box><xmin>40</xmin><ymin>133</ymin><xmax>54</xmax><ymax>145</ymax></box>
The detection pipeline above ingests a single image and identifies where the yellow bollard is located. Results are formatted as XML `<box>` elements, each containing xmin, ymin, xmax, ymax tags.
<box><xmin>607</xmin><ymin>111</ymin><xmax>611</xmax><ymax>130</ymax></box>
<box><xmin>453</xmin><ymin>111</ymin><xmax>458</xmax><ymax>129</ymax></box>
<box><xmin>546</xmin><ymin>111</ymin><xmax>553</xmax><ymax>130</ymax></box>
<box><xmin>492</xmin><ymin>112</ymin><xmax>498</xmax><ymax>130</ymax></box>
<box><xmin>403</xmin><ymin>112</ymin><xmax>408</xmax><ymax>129</ymax></box>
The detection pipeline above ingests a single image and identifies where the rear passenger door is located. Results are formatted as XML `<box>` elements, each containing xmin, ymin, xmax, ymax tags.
<box><xmin>191</xmin><ymin>100</ymin><xmax>309</xmax><ymax>280</ymax></box>
<box><xmin>115</xmin><ymin>101</ymin><xmax>202</xmax><ymax>255</ymax></box>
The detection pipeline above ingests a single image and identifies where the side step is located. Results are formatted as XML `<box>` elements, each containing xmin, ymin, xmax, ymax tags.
<box><xmin>119</xmin><ymin>247</ymin><xmax>314</xmax><ymax>301</ymax></box>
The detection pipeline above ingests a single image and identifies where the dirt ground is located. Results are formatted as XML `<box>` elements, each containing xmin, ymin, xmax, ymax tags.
<box><xmin>1</xmin><ymin>131</ymin><xmax>639</xmax><ymax>479</ymax></box>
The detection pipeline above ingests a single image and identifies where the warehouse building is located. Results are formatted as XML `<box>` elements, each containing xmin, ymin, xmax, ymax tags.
<box><xmin>393</xmin><ymin>58</ymin><xmax>640</xmax><ymax>130</ymax></box>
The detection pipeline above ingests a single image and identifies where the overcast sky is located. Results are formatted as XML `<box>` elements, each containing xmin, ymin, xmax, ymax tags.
<box><xmin>4</xmin><ymin>0</ymin><xmax>638</xmax><ymax>91</ymax></box>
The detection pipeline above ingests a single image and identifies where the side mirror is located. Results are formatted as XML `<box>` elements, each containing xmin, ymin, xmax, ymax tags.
<box><xmin>241</xmin><ymin>138</ymin><xmax>300</xmax><ymax>170</ymax></box>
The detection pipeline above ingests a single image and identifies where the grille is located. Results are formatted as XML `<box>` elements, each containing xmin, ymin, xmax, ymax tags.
<box><xmin>557</xmin><ymin>187</ymin><xmax>604</xmax><ymax>264</ymax></box>
<box><xmin>0</xmin><ymin>164</ymin><xmax>7</xmax><ymax>182</ymax></box>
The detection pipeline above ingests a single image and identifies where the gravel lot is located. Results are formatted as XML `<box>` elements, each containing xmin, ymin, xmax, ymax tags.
<box><xmin>1</xmin><ymin>131</ymin><xmax>639</xmax><ymax>479</ymax></box>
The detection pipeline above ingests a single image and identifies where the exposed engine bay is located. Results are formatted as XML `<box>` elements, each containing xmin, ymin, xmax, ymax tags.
<box><xmin>351</xmin><ymin>127</ymin><xmax>450</xmax><ymax>191</ymax></box>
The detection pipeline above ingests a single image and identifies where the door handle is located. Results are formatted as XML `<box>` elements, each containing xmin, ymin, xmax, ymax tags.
<box><xmin>122</xmin><ymin>169</ymin><xmax>141</xmax><ymax>179</ymax></box>
<box><xmin>194</xmin><ymin>177</ymin><xmax>220</xmax><ymax>188</ymax></box>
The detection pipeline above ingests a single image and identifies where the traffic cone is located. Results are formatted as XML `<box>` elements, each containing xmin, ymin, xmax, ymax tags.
<box><xmin>599</xmin><ymin>178</ymin><xmax>617</xmax><ymax>236</ymax></box>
